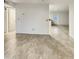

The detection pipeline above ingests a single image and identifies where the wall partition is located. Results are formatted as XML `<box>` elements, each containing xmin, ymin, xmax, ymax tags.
<box><xmin>4</xmin><ymin>3</ymin><xmax>16</xmax><ymax>59</ymax></box>
<box><xmin>4</xmin><ymin>4</ymin><xmax>16</xmax><ymax>33</ymax></box>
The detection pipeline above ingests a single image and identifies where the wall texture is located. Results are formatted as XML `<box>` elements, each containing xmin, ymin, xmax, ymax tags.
<box><xmin>16</xmin><ymin>4</ymin><xmax>49</xmax><ymax>34</ymax></box>
<box><xmin>50</xmin><ymin>11</ymin><xmax>69</xmax><ymax>25</ymax></box>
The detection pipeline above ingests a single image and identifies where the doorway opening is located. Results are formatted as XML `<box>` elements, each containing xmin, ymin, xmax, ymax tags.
<box><xmin>49</xmin><ymin>4</ymin><xmax>70</xmax><ymax>40</ymax></box>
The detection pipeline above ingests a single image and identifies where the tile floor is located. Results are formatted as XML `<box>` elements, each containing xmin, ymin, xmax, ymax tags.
<box><xmin>4</xmin><ymin>26</ymin><xmax>74</xmax><ymax>59</ymax></box>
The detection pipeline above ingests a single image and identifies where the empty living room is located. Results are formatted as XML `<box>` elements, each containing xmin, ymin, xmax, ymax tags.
<box><xmin>4</xmin><ymin>0</ymin><xmax>74</xmax><ymax>59</ymax></box>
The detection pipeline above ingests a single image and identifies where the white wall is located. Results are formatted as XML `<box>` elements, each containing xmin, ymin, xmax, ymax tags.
<box><xmin>8</xmin><ymin>8</ymin><xmax>16</xmax><ymax>32</ymax></box>
<box><xmin>16</xmin><ymin>4</ymin><xmax>49</xmax><ymax>34</ymax></box>
<box><xmin>69</xmin><ymin>2</ymin><xmax>74</xmax><ymax>38</ymax></box>
<box><xmin>50</xmin><ymin>11</ymin><xmax>69</xmax><ymax>25</ymax></box>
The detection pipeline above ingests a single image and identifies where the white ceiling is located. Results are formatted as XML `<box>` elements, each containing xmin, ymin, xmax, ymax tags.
<box><xmin>6</xmin><ymin>0</ymin><xmax>73</xmax><ymax>4</ymax></box>
<box><xmin>5</xmin><ymin>0</ymin><xmax>74</xmax><ymax>11</ymax></box>
<box><xmin>49</xmin><ymin>4</ymin><xmax>69</xmax><ymax>12</ymax></box>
